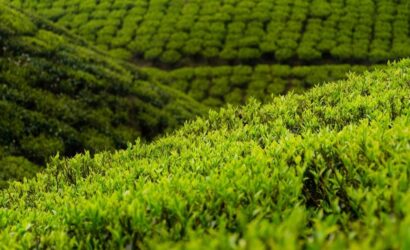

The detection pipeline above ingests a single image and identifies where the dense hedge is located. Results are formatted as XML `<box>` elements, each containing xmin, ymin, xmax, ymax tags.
<box><xmin>142</xmin><ymin>64</ymin><xmax>380</xmax><ymax>107</ymax></box>
<box><xmin>9</xmin><ymin>0</ymin><xmax>410</xmax><ymax>65</ymax></box>
<box><xmin>0</xmin><ymin>59</ymin><xmax>409</xmax><ymax>248</ymax></box>
<box><xmin>0</xmin><ymin>4</ymin><xmax>206</xmax><ymax>187</ymax></box>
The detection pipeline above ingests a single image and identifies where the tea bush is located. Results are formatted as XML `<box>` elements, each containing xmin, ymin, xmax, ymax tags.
<box><xmin>0</xmin><ymin>4</ymin><xmax>206</xmax><ymax>186</ymax></box>
<box><xmin>8</xmin><ymin>0</ymin><xmax>410</xmax><ymax>65</ymax></box>
<box><xmin>141</xmin><ymin>64</ymin><xmax>379</xmax><ymax>107</ymax></box>
<box><xmin>0</xmin><ymin>59</ymin><xmax>409</xmax><ymax>249</ymax></box>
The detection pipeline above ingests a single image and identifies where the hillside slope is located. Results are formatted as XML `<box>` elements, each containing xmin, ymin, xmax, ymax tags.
<box><xmin>0</xmin><ymin>4</ymin><xmax>206</xmax><ymax>186</ymax></box>
<box><xmin>1</xmin><ymin>60</ymin><xmax>409</xmax><ymax>249</ymax></box>
<box><xmin>9</xmin><ymin>0</ymin><xmax>410</xmax><ymax>66</ymax></box>
<box><xmin>141</xmin><ymin>64</ymin><xmax>380</xmax><ymax>107</ymax></box>
<box><xmin>7</xmin><ymin>0</ymin><xmax>402</xmax><ymax>109</ymax></box>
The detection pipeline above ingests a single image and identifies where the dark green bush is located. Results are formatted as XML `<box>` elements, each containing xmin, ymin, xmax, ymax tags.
<box><xmin>219</xmin><ymin>48</ymin><xmax>238</xmax><ymax>60</ymax></box>
<box><xmin>209</xmin><ymin>77</ymin><xmax>231</xmax><ymax>97</ymax></box>
<box><xmin>369</xmin><ymin>49</ymin><xmax>389</xmax><ymax>63</ymax></box>
<box><xmin>224</xmin><ymin>88</ymin><xmax>243</xmax><ymax>104</ymax></box>
<box><xmin>248</xmin><ymin>80</ymin><xmax>268</xmax><ymax>91</ymax></box>
<box><xmin>238</xmin><ymin>47</ymin><xmax>262</xmax><ymax>60</ymax></box>
<box><xmin>271</xmin><ymin>65</ymin><xmax>292</xmax><ymax>77</ymax></box>
<box><xmin>160</xmin><ymin>50</ymin><xmax>182</xmax><ymax>64</ymax></box>
<box><xmin>331</xmin><ymin>45</ymin><xmax>353</xmax><ymax>60</ymax></box>
<box><xmin>310</xmin><ymin>0</ymin><xmax>331</xmax><ymax>17</ymax></box>
<box><xmin>108</xmin><ymin>48</ymin><xmax>132</xmax><ymax>60</ymax></box>
<box><xmin>211</xmin><ymin>66</ymin><xmax>232</xmax><ymax>77</ymax></box>
<box><xmin>259</xmin><ymin>41</ymin><xmax>277</xmax><ymax>53</ymax></box>
<box><xmin>182</xmin><ymin>39</ymin><xmax>202</xmax><ymax>55</ymax></box>
<box><xmin>266</xmin><ymin>79</ymin><xmax>287</xmax><ymax>95</ymax></box>
<box><xmin>202</xmin><ymin>97</ymin><xmax>223</xmax><ymax>108</ymax></box>
<box><xmin>0</xmin><ymin>156</ymin><xmax>39</xmax><ymax>189</ymax></box>
<box><xmin>144</xmin><ymin>47</ymin><xmax>163</xmax><ymax>60</ymax></box>
<box><xmin>20</xmin><ymin>134</ymin><xmax>64</xmax><ymax>163</ymax></box>
<box><xmin>297</xmin><ymin>46</ymin><xmax>322</xmax><ymax>61</ymax></box>
<box><xmin>275</xmin><ymin>48</ymin><xmax>294</xmax><ymax>61</ymax></box>
<box><xmin>203</xmin><ymin>47</ymin><xmax>220</xmax><ymax>58</ymax></box>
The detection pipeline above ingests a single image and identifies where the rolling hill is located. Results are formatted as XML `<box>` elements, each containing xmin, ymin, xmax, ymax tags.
<box><xmin>0</xmin><ymin>4</ymin><xmax>206</xmax><ymax>187</ymax></box>
<box><xmin>9</xmin><ymin>0</ymin><xmax>410</xmax><ymax>66</ymax></box>
<box><xmin>0</xmin><ymin>59</ymin><xmax>409</xmax><ymax>249</ymax></box>
<box><xmin>8</xmin><ymin>0</ymin><xmax>404</xmax><ymax>109</ymax></box>
<box><xmin>1</xmin><ymin>0</ymin><xmax>409</xmax><ymax>248</ymax></box>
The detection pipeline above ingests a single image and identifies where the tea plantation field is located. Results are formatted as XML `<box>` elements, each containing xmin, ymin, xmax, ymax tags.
<box><xmin>8</xmin><ymin>0</ymin><xmax>406</xmax><ymax>111</ymax></box>
<box><xmin>1</xmin><ymin>59</ymin><xmax>409</xmax><ymax>249</ymax></box>
<box><xmin>0</xmin><ymin>4</ymin><xmax>206</xmax><ymax>187</ymax></box>
<box><xmin>0</xmin><ymin>0</ymin><xmax>410</xmax><ymax>248</ymax></box>
<box><xmin>9</xmin><ymin>0</ymin><xmax>410</xmax><ymax>65</ymax></box>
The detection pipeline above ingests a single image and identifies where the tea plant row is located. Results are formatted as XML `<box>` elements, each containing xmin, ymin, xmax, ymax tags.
<box><xmin>10</xmin><ymin>0</ymin><xmax>410</xmax><ymax>65</ymax></box>
<box><xmin>0</xmin><ymin>5</ymin><xmax>205</xmax><ymax>187</ymax></box>
<box><xmin>142</xmin><ymin>64</ymin><xmax>379</xmax><ymax>107</ymax></box>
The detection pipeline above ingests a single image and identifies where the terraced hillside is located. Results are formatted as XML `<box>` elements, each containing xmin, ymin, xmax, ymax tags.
<box><xmin>141</xmin><ymin>64</ymin><xmax>380</xmax><ymax>106</ymax></box>
<box><xmin>0</xmin><ymin>4</ymin><xmax>206</xmax><ymax>187</ymax></box>
<box><xmin>8</xmin><ymin>0</ymin><xmax>405</xmax><ymax>109</ymax></box>
<box><xmin>1</xmin><ymin>60</ymin><xmax>409</xmax><ymax>249</ymax></box>
<box><xmin>9</xmin><ymin>0</ymin><xmax>410</xmax><ymax>66</ymax></box>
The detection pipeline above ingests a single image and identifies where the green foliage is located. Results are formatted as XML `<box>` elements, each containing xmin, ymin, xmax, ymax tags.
<box><xmin>0</xmin><ymin>4</ymin><xmax>206</xmax><ymax>185</ymax></box>
<box><xmin>224</xmin><ymin>88</ymin><xmax>243</xmax><ymax>104</ymax></box>
<box><xmin>238</xmin><ymin>48</ymin><xmax>262</xmax><ymax>60</ymax></box>
<box><xmin>275</xmin><ymin>48</ymin><xmax>294</xmax><ymax>61</ymax></box>
<box><xmin>209</xmin><ymin>77</ymin><xmax>231</xmax><ymax>97</ymax></box>
<box><xmin>142</xmin><ymin>64</ymin><xmax>377</xmax><ymax>107</ymax></box>
<box><xmin>160</xmin><ymin>50</ymin><xmax>182</xmax><ymax>64</ymax></box>
<box><xmin>259</xmin><ymin>41</ymin><xmax>276</xmax><ymax>53</ymax></box>
<box><xmin>297</xmin><ymin>46</ymin><xmax>322</xmax><ymax>61</ymax></box>
<box><xmin>0</xmin><ymin>5</ymin><xmax>36</xmax><ymax>34</ymax></box>
<box><xmin>310</xmin><ymin>0</ymin><xmax>331</xmax><ymax>18</ymax></box>
<box><xmin>0</xmin><ymin>60</ymin><xmax>409</xmax><ymax>248</ymax></box>
<box><xmin>0</xmin><ymin>156</ymin><xmax>39</xmax><ymax>189</ymax></box>
<box><xmin>9</xmin><ymin>0</ymin><xmax>410</xmax><ymax>64</ymax></box>
<box><xmin>20</xmin><ymin>134</ymin><xmax>64</xmax><ymax>163</ymax></box>
<box><xmin>219</xmin><ymin>48</ymin><xmax>238</xmax><ymax>60</ymax></box>
<box><xmin>1</xmin><ymin>4</ymin><xmax>409</xmax><ymax>247</ymax></box>
<box><xmin>144</xmin><ymin>47</ymin><xmax>163</xmax><ymax>60</ymax></box>
<box><xmin>108</xmin><ymin>48</ymin><xmax>132</xmax><ymax>60</ymax></box>
<box><xmin>266</xmin><ymin>79</ymin><xmax>287</xmax><ymax>95</ymax></box>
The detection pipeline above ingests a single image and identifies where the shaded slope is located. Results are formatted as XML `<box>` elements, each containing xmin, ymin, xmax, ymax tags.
<box><xmin>141</xmin><ymin>64</ymin><xmax>381</xmax><ymax>107</ymax></box>
<box><xmin>0</xmin><ymin>4</ymin><xmax>206</xmax><ymax>186</ymax></box>
<box><xmin>0</xmin><ymin>60</ymin><xmax>409</xmax><ymax>248</ymax></box>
